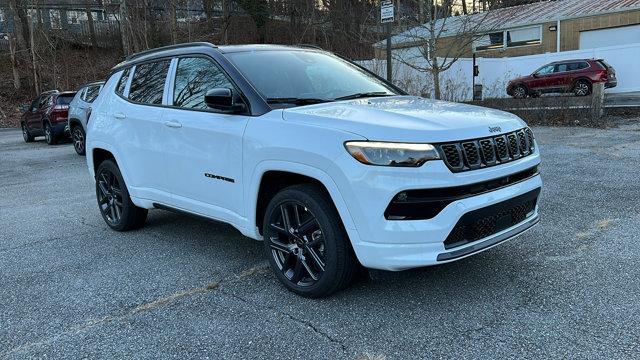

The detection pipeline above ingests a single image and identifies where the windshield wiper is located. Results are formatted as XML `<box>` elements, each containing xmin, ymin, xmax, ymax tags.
<box><xmin>334</xmin><ymin>92</ymin><xmax>395</xmax><ymax>101</ymax></box>
<box><xmin>266</xmin><ymin>97</ymin><xmax>330</xmax><ymax>106</ymax></box>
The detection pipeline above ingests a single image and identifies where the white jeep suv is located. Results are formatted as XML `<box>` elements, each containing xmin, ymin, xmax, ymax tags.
<box><xmin>86</xmin><ymin>43</ymin><xmax>542</xmax><ymax>297</ymax></box>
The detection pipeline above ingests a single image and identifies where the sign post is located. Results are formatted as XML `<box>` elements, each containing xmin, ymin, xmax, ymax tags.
<box><xmin>381</xmin><ymin>0</ymin><xmax>394</xmax><ymax>83</ymax></box>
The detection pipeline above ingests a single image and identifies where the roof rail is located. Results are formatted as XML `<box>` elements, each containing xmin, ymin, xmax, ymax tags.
<box><xmin>125</xmin><ymin>42</ymin><xmax>217</xmax><ymax>61</ymax></box>
<box><xmin>296</xmin><ymin>44</ymin><xmax>325</xmax><ymax>51</ymax></box>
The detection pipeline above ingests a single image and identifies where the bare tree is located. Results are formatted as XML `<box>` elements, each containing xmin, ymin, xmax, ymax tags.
<box><xmin>392</xmin><ymin>0</ymin><xmax>511</xmax><ymax>99</ymax></box>
<box><xmin>85</xmin><ymin>0</ymin><xmax>98</xmax><ymax>48</ymax></box>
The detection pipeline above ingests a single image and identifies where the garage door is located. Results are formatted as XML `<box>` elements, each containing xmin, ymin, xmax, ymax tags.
<box><xmin>579</xmin><ymin>25</ymin><xmax>640</xmax><ymax>49</ymax></box>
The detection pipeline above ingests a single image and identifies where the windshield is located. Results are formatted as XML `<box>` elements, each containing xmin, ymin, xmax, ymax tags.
<box><xmin>225</xmin><ymin>50</ymin><xmax>398</xmax><ymax>106</ymax></box>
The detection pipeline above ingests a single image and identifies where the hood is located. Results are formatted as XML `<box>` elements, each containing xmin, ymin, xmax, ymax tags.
<box><xmin>281</xmin><ymin>96</ymin><xmax>526</xmax><ymax>143</ymax></box>
<box><xmin>509</xmin><ymin>75</ymin><xmax>533</xmax><ymax>84</ymax></box>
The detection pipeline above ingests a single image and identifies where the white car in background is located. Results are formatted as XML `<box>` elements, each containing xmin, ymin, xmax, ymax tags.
<box><xmin>68</xmin><ymin>81</ymin><xmax>104</xmax><ymax>155</ymax></box>
<box><xmin>86</xmin><ymin>43</ymin><xmax>542</xmax><ymax>298</ymax></box>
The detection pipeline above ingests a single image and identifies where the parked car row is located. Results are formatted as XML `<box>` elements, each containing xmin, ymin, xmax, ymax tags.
<box><xmin>506</xmin><ymin>58</ymin><xmax>617</xmax><ymax>98</ymax></box>
<box><xmin>20</xmin><ymin>81</ymin><xmax>104</xmax><ymax>155</ymax></box>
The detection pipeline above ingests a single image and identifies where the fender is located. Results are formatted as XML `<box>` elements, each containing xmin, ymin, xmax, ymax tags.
<box><xmin>245</xmin><ymin>160</ymin><xmax>359</xmax><ymax>241</ymax></box>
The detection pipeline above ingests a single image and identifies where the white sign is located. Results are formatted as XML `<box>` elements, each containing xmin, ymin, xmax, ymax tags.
<box><xmin>381</xmin><ymin>0</ymin><xmax>394</xmax><ymax>24</ymax></box>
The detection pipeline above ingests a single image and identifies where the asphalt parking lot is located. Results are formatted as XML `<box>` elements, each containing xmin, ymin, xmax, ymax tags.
<box><xmin>1</xmin><ymin>125</ymin><xmax>639</xmax><ymax>359</ymax></box>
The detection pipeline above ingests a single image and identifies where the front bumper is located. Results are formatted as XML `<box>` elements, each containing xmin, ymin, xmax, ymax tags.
<box><xmin>328</xmin><ymin>148</ymin><xmax>542</xmax><ymax>271</ymax></box>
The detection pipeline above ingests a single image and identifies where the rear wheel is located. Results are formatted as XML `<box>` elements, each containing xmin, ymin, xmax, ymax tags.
<box><xmin>96</xmin><ymin>159</ymin><xmax>147</xmax><ymax>231</ymax></box>
<box><xmin>44</xmin><ymin>122</ymin><xmax>56</xmax><ymax>145</ymax></box>
<box><xmin>72</xmin><ymin>126</ymin><xmax>86</xmax><ymax>155</ymax></box>
<box><xmin>512</xmin><ymin>85</ymin><xmax>527</xmax><ymax>99</ymax></box>
<box><xmin>574</xmin><ymin>80</ymin><xmax>591</xmax><ymax>96</ymax></box>
<box><xmin>21</xmin><ymin>123</ymin><xmax>34</xmax><ymax>143</ymax></box>
<box><xmin>262</xmin><ymin>184</ymin><xmax>358</xmax><ymax>298</ymax></box>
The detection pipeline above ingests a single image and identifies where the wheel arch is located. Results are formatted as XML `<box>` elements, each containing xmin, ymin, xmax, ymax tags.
<box><xmin>68</xmin><ymin>118</ymin><xmax>83</xmax><ymax>130</ymax></box>
<box><xmin>248</xmin><ymin>161</ymin><xmax>358</xmax><ymax>241</ymax></box>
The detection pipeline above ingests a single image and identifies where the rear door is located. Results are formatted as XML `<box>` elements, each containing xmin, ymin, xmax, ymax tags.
<box><xmin>115</xmin><ymin>60</ymin><xmax>172</xmax><ymax>203</ymax></box>
<box><xmin>161</xmin><ymin>56</ymin><xmax>249</xmax><ymax>222</ymax></box>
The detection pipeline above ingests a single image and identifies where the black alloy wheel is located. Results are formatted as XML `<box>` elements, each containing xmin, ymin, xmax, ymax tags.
<box><xmin>97</xmin><ymin>166</ymin><xmax>125</xmax><ymax>226</ymax></box>
<box><xmin>95</xmin><ymin>160</ymin><xmax>147</xmax><ymax>231</ymax></box>
<box><xmin>263</xmin><ymin>184</ymin><xmax>358</xmax><ymax>298</ymax></box>
<box><xmin>72</xmin><ymin>126</ymin><xmax>86</xmax><ymax>155</ymax></box>
<box><xmin>267</xmin><ymin>201</ymin><xmax>326</xmax><ymax>287</ymax></box>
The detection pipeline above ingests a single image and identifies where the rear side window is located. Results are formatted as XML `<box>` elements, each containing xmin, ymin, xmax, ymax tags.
<box><xmin>84</xmin><ymin>85</ymin><xmax>101</xmax><ymax>103</ymax></box>
<box><xmin>172</xmin><ymin>57</ymin><xmax>234</xmax><ymax>110</ymax></box>
<box><xmin>129</xmin><ymin>60</ymin><xmax>171</xmax><ymax>105</ymax></box>
<box><xmin>115</xmin><ymin>68</ymin><xmax>130</xmax><ymax>96</ymax></box>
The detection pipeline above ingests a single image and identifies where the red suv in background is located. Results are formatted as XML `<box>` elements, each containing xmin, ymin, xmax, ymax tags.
<box><xmin>21</xmin><ymin>90</ymin><xmax>76</xmax><ymax>145</ymax></box>
<box><xmin>507</xmin><ymin>59</ymin><xmax>617</xmax><ymax>98</ymax></box>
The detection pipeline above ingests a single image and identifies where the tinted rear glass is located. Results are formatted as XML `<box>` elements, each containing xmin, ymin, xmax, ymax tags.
<box><xmin>129</xmin><ymin>60</ymin><xmax>171</xmax><ymax>105</ymax></box>
<box><xmin>57</xmin><ymin>95</ymin><xmax>75</xmax><ymax>105</ymax></box>
<box><xmin>597</xmin><ymin>60</ymin><xmax>611</xmax><ymax>69</ymax></box>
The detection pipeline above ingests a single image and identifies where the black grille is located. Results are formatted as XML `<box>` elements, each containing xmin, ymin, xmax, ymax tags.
<box><xmin>444</xmin><ymin>188</ymin><xmax>540</xmax><ymax>249</ymax></box>
<box><xmin>439</xmin><ymin>128</ymin><xmax>535</xmax><ymax>173</ymax></box>
<box><xmin>462</xmin><ymin>142</ymin><xmax>480</xmax><ymax>167</ymax></box>
<box><xmin>441</xmin><ymin>144</ymin><xmax>461</xmax><ymax>168</ymax></box>
<box><xmin>479</xmin><ymin>139</ymin><xmax>496</xmax><ymax>163</ymax></box>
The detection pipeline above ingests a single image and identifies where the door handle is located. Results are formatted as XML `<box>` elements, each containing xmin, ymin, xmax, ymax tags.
<box><xmin>114</xmin><ymin>112</ymin><xmax>126</xmax><ymax>120</ymax></box>
<box><xmin>164</xmin><ymin>120</ymin><xmax>182</xmax><ymax>128</ymax></box>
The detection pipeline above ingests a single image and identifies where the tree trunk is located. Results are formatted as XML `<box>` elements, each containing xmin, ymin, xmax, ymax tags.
<box><xmin>462</xmin><ymin>0</ymin><xmax>468</xmax><ymax>14</ymax></box>
<box><xmin>29</xmin><ymin>19</ymin><xmax>40</xmax><ymax>95</ymax></box>
<box><xmin>169</xmin><ymin>0</ymin><xmax>178</xmax><ymax>44</ymax></box>
<box><xmin>222</xmin><ymin>0</ymin><xmax>230</xmax><ymax>44</ymax></box>
<box><xmin>8</xmin><ymin>0</ymin><xmax>28</xmax><ymax>51</ymax></box>
<box><xmin>8</xmin><ymin>37</ymin><xmax>21</xmax><ymax>90</ymax></box>
<box><xmin>119</xmin><ymin>0</ymin><xmax>131</xmax><ymax>55</ymax></box>
<box><xmin>85</xmin><ymin>0</ymin><xmax>98</xmax><ymax>48</ymax></box>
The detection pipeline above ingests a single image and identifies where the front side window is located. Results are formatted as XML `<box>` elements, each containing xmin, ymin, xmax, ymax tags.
<box><xmin>115</xmin><ymin>68</ymin><xmax>130</xmax><ymax>96</ymax></box>
<box><xmin>556</xmin><ymin>63</ymin><xmax>569</xmax><ymax>72</ymax></box>
<box><xmin>225</xmin><ymin>50</ymin><xmax>396</xmax><ymax>103</ymax></box>
<box><xmin>128</xmin><ymin>60</ymin><xmax>171</xmax><ymax>105</ymax></box>
<box><xmin>173</xmin><ymin>57</ymin><xmax>234</xmax><ymax>110</ymax></box>
<box><xmin>535</xmin><ymin>65</ymin><xmax>555</xmax><ymax>76</ymax></box>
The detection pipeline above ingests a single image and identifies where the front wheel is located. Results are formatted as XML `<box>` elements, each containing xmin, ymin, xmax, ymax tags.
<box><xmin>262</xmin><ymin>184</ymin><xmax>358</xmax><ymax>298</ymax></box>
<box><xmin>512</xmin><ymin>85</ymin><xmax>527</xmax><ymax>99</ymax></box>
<box><xmin>95</xmin><ymin>159</ymin><xmax>147</xmax><ymax>231</ymax></box>
<box><xmin>72</xmin><ymin>126</ymin><xmax>86</xmax><ymax>155</ymax></box>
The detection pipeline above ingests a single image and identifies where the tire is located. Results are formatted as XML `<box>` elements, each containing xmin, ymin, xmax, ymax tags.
<box><xmin>574</xmin><ymin>80</ymin><xmax>591</xmax><ymax>97</ymax></box>
<box><xmin>512</xmin><ymin>85</ymin><xmax>527</xmax><ymax>99</ymax></box>
<box><xmin>21</xmin><ymin>123</ymin><xmax>34</xmax><ymax>143</ymax></box>
<box><xmin>262</xmin><ymin>184</ymin><xmax>358</xmax><ymax>298</ymax></box>
<box><xmin>44</xmin><ymin>122</ymin><xmax>57</xmax><ymax>145</ymax></box>
<box><xmin>72</xmin><ymin>125</ymin><xmax>86</xmax><ymax>155</ymax></box>
<box><xmin>95</xmin><ymin>159</ymin><xmax>147</xmax><ymax>231</ymax></box>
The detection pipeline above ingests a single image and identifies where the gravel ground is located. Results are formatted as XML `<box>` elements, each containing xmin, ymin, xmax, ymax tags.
<box><xmin>1</xmin><ymin>125</ymin><xmax>639</xmax><ymax>359</ymax></box>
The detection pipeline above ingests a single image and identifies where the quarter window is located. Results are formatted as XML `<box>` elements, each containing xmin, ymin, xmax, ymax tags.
<box><xmin>128</xmin><ymin>60</ymin><xmax>171</xmax><ymax>105</ymax></box>
<box><xmin>84</xmin><ymin>85</ymin><xmax>101</xmax><ymax>103</ymax></box>
<box><xmin>173</xmin><ymin>57</ymin><xmax>235</xmax><ymax>110</ymax></box>
<box><xmin>115</xmin><ymin>68</ymin><xmax>130</xmax><ymax>96</ymax></box>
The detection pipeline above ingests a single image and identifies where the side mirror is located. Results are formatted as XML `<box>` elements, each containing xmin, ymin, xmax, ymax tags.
<box><xmin>532</xmin><ymin>73</ymin><xmax>539</xmax><ymax>78</ymax></box>
<box><xmin>204</xmin><ymin>88</ymin><xmax>245</xmax><ymax>113</ymax></box>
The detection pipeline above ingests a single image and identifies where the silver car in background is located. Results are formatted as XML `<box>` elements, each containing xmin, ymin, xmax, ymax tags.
<box><xmin>67</xmin><ymin>81</ymin><xmax>104</xmax><ymax>155</ymax></box>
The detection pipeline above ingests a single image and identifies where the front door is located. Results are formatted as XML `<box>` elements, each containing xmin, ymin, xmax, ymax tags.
<box><xmin>162</xmin><ymin>56</ymin><xmax>249</xmax><ymax>224</ymax></box>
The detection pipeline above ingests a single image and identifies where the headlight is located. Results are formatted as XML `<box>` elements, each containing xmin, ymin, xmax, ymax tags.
<box><xmin>344</xmin><ymin>141</ymin><xmax>440</xmax><ymax>167</ymax></box>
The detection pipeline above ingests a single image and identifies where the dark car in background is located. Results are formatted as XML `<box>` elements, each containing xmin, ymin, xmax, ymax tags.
<box><xmin>21</xmin><ymin>90</ymin><xmax>77</xmax><ymax>145</ymax></box>
<box><xmin>507</xmin><ymin>59</ymin><xmax>617</xmax><ymax>98</ymax></box>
